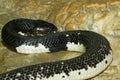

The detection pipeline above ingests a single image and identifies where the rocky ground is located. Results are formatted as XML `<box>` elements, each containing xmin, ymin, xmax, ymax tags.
<box><xmin>0</xmin><ymin>0</ymin><xmax>120</xmax><ymax>80</ymax></box>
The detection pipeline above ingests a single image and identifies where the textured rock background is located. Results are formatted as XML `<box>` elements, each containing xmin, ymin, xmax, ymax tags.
<box><xmin>0</xmin><ymin>0</ymin><xmax>120</xmax><ymax>80</ymax></box>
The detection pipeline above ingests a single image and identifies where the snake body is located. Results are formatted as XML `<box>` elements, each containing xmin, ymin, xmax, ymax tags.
<box><xmin>0</xmin><ymin>19</ymin><xmax>112</xmax><ymax>80</ymax></box>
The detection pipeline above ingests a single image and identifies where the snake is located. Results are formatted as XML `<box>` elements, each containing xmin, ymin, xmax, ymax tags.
<box><xmin>0</xmin><ymin>18</ymin><xmax>112</xmax><ymax>80</ymax></box>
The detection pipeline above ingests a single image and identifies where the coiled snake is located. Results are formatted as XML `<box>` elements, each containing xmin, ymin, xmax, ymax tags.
<box><xmin>0</xmin><ymin>18</ymin><xmax>112</xmax><ymax>80</ymax></box>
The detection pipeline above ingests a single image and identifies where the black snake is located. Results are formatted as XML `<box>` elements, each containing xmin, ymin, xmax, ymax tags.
<box><xmin>0</xmin><ymin>18</ymin><xmax>112</xmax><ymax>80</ymax></box>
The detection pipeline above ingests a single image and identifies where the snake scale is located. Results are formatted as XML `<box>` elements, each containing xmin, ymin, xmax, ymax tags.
<box><xmin>0</xmin><ymin>18</ymin><xmax>112</xmax><ymax>80</ymax></box>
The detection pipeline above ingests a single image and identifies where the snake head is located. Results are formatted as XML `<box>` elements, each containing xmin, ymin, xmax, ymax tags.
<box><xmin>29</xmin><ymin>20</ymin><xmax>57</xmax><ymax>36</ymax></box>
<box><xmin>15</xmin><ymin>19</ymin><xmax>58</xmax><ymax>36</ymax></box>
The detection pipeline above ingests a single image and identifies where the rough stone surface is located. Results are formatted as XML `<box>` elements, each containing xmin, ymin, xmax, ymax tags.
<box><xmin>0</xmin><ymin>0</ymin><xmax>120</xmax><ymax>80</ymax></box>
